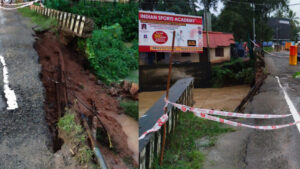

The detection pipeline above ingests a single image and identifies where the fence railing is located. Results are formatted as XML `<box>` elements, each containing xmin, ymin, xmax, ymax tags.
<box><xmin>29</xmin><ymin>5</ymin><xmax>94</xmax><ymax>37</ymax></box>
<box><xmin>139</xmin><ymin>77</ymin><xmax>194</xmax><ymax>169</ymax></box>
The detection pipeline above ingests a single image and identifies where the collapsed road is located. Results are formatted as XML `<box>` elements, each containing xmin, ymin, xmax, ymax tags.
<box><xmin>203</xmin><ymin>51</ymin><xmax>300</xmax><ymax>169</ymax></box>
<box><xmin>0</xmin><ymin>9</ymin><xmax>138</xmax><ymax>169</ymax></box>
<box><xmin>0</xmin><ymin>10</ymin><xmax>53</xmax><ymax>168</ymax></box>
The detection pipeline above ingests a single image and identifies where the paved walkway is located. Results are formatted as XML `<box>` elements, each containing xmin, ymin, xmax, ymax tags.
<box><xmin>203</xmin><ymin>51</ymin><xmax>300</xmax><ymax>169</ymax></box>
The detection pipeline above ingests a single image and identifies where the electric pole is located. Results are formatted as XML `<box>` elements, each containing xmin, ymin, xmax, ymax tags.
<box><xmin>205</xmin><ymin>9</ymin><xmax>210</xmax><ymax>62</ymax></box>
<box><xmin>253</xmin><ymin>3</ymin><xmax>256</xmax><ymax>41</ymax></box>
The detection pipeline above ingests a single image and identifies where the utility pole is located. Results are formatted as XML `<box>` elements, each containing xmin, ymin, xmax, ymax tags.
<box><xmin>253</xmin><ymin>3</ymin><xmax>256</xmax><ymax>41</ymax></box>
<box><xmin>205</xmin><ymin>9</ymin><xmax>210</xmax><ymax>62</ymax></box>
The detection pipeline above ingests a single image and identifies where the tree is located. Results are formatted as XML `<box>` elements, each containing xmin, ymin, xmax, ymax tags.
<box><xmin>140</xmin><ymin>0</ymin><xmax>219</xmax><ymax>15</ymax></box>
<box><xmin>214</xmin><ymin>0</ymin><xmax>289</xmax><ymax>41</ymax></box>
<box><xmin>286</xmin><ymin>10</ymin><xmax>299</xmax><ymax>26</ymax></box>
<box><xmin>140</xmin><ymin>0</ymin><xmax>158</xmax><ymax>11</ymax></box>
<box><xmin>285</xmin><ymin>9</ymin><xmax>300</xmax><ymax>41</ymax></box>
<box><xmin>198</xmin><ymin>0</ymin><xmax>219</xmax><ymax>12</ymax></box>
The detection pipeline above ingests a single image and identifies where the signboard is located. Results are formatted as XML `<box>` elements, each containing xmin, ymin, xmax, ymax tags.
<box><xmin>139</xmin><ymin>11</ymin><xmax>203</xmax><ymax>53</ymax></box>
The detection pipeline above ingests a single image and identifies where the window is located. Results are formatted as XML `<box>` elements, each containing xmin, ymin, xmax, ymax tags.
<box><xmin>215</xmin><ymin>47</ymin><xmax>224</xmax><ymax>57</ymax></box>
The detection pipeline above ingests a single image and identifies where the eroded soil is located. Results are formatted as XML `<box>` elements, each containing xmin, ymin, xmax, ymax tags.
<box><xmin>35</xmin><ymin>31</ymin><xmax>137</xmax><ymax>168</ymax></box>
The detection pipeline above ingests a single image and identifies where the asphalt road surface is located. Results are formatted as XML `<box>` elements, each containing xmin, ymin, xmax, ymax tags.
<box><xmin>203</xmin><ymin>51</ymin><xmax>300</xmax><ymax>169</ymax></box>
<box><xmin>0</xmin><ymin>10</ymin><xmax>53</xmax><ymax>169</ymax></box>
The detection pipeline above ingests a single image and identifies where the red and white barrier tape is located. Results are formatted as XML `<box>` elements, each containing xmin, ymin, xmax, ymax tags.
<box><xmin>0</xmin><ymin>0</ymin><xmax>38</xmax><ymax>10</ymax></box>
<box><xmin>139</xmin><ymin>114</ymin><xmax>168</xmax><ymax>140</ymax></box>
<box><xmin>166</xmin><ymin>100</ymin><xmax>292</xmax><ymax>119</ymax></box>
<box><xmin>139</xmin><ymin>99</ymin><xmax>300</xmax><ymax>140</ymax></box>
<box><xmin>194</xmin><ymin>111</ymin><xmax>300</xmax><ymax>130</ymax></box>
<box><xmin>4</xmin><ymin>1</ymin><xmax>33</xmax><ymax>6</ymax></box>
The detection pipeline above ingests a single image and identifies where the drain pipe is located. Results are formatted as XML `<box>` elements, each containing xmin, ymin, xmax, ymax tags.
<box><xmin>93</xmin><ymin>146</ymin><xmax>108</xmax><ymax>169</ymax></box>
<box><xmin>82</xmin><ymin>115</ymin><xmax>108</xmax><ymax>169</ymax></box>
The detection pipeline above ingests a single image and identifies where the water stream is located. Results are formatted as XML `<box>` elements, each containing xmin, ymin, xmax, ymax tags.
<box><xmin>139</xmin><ymin>85</ymin><xmax>251</xmax><ymax>118</ymax></box>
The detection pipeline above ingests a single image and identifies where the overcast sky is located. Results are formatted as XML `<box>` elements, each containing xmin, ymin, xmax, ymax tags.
<box><xmin>208</xmin><ymin>0</ymin><xmax>300</xmax><ymax>22</ymax></box>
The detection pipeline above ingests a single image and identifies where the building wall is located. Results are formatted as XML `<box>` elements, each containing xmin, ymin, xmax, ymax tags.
<box><xmin>139</xmin><ymin>52</ymin><xmax>200</xmax><ymax>65</ymax></box>
<box><xmin>173</xmin><ymin>53</ymin><xmax>199</xmax><ymax>63</ymax></box>
<box><xmin>209</xmin><ymin>46</ymin><xmax>231</xmax><ymax>63</ymax></box>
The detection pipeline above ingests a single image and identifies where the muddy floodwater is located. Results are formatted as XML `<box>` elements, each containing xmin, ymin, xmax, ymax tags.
<box><xmin>139</xmin><ymin>85</ymin><xmax>250</xmax><ymax>117</ymax></box>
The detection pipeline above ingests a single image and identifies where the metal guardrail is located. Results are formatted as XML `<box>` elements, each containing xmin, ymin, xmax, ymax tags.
<box><xmin>29</xmin><ymin>5</ymin><xmax>93</xmax><ymax>37</ymax></box>
<box><xmin>139</xmin><ymin>77</ymin><xmax>194</xmax><ymax>169</ymax></box>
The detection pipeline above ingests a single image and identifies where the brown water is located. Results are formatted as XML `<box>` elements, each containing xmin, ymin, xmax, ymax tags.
<box><xmin>112</xmin><ymin>114</ymin><xmax>139</xmax><ymax>163</ymax></box>
<box><xmin>139</xmin><ymin>85</ymin><xmax>250</xmax><ymax>117</ymax></box>
<box><xmin>139</xmin><ymin>91</ymin><xmax>165</xmax><ymax>117</ymax></box>
<box><xmin>193</xmin><ymin>85</ymin><xmax>250</xmax><ymax>111</ymax></box>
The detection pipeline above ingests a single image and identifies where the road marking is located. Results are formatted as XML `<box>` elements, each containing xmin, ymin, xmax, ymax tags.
<box><xmin>276</xmin><ymin>76</ymin><xmax>300</xmax><ymax>133</ymax></box>
<box><xmin>0</xmin><ymin>55</ymin><xmax>18</xmax><ymax>110</ymax></box>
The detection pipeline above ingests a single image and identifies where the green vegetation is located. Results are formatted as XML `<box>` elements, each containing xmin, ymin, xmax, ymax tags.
<box><xmin>141</xmin><ymin>0</ymin><xmax>298</xmax><ymax>42</ymax></box>
<box><xmin>45</xmin><ymin>0</ymin><xmax>138</xmax><ymax>41</ymax></box>
<box><xmin>21</xmin><ymin>2</ymin><xmax>139</xmax><ymax>85</ymax></box>
<box><xmin>86</xmin><ymin>23</ymin><xmax>138</xmax><ymax>84</ymax></box>
<box><xmin>212</xmin><ymin>58</ymin><xmax>255</xmax><ymax>87</ymax></box>
<box><xmin>125</xmin><ymin>70</ymin><xmax>139</xmax><ymax>84</ymax></box>
<box><xmin>18</xmin><ymin>7</ymin><xmax>58</xmax><ymax>32</ymax></box>
<box><xmin>43</xmin><ymin>1</ymin><xmax>139</xmax><ymax>84</ymax></box>
<box><xmin>156</xmin><ymin>111</ymin><xmax>234</xmax><ymax>169</ymax></box>
<box><xmin>120</xmin><ymin>100</ymin><xmax>138</xmax><ymax>120</ymax></box>
<box><xmin>58</xmin><ymin>109</ymin><xmax>94</xmax><ymax>165</ymax></box>
<box><xmin>293</xmin><ymin>72</ymin><xmax>300</xmax><ymax>79</ymax></box>
<box><xmin>263</xmin><ymin>47</ymin><xmax>274</xmax><ymax>53</ymax></box>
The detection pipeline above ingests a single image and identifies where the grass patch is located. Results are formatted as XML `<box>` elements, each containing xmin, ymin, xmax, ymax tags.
<box><xmin>156</xmin><ymin>111</ymin><xmax>235</xmax><ymax>169</ymax></box>
<box><xmin>120</xmin><ymin>100</ymin><xmax>138</xmax><ymax>120</ymax></box>
<box><xmin>58</xmin><ymin>108</ymin><xmax>94</xmax><ymax>166</ymax></box>
<box><xmin>18</xmin><ymin>7</ymin><xmax>58</xmax><ymax>32</ymax></box>
<box><xmin>125</xmin><ymin>70</ymin><xmax>138</xmax><ymax>84</ymax></box>
<box><xmin>263</xmin><ymin>47</ymin><xmax>274</xmax><ymax>53</ymax></box>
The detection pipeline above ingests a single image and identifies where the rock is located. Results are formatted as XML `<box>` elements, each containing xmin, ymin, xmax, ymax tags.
<box><xmin>97</xmin><ymin>80</ymin><xmax>104</xmax><ymax>85</ymax></box>
<box><xmin>121</xmin><ymin>80</ymin><xmax>131</xmax><ymax>92</ymax></box>
<box><xmin>130</xmin><ymin>83</ymin><xmax>139</xmax><ymax>99</ymax></box>
<box><xmin>109</xmin><ymin>87</ymin><xmax>119</xmax><ymax>96</ymax></box>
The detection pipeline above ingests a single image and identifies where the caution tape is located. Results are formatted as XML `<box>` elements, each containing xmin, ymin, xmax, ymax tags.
<box><xmin>166</xmin><ymin>99</ymin><xmax>292</xmax><ymax>119</ymax></box>
<box><xmin>0</xmin><ymin>0</ymin><xmax>38</xmax><ymax>10</ymax></box>
<box><xmin>4</xmin><ymin>1</ymin><xmax>32</xmax><ymax>6</ymax></box>
<box><xmin>195</xmin><ymin>111</ymin><xmax>300</xmax><ymax>130</ymax></box>
<box><xmin>139</xmin><ymin>99</ymin><xmax>300</xmax><ymax>140</ymax></box>
<box><xmin>139</xmin><ymin>114</ymin><xmax>168</xmax><ymax>140</ymax></box>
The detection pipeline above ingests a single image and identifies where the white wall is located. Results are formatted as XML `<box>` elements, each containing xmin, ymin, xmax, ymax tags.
<box><xmin>210</xmin><ymin>46</ymin><xmax>231</xmax><ymax>63</ymax></box>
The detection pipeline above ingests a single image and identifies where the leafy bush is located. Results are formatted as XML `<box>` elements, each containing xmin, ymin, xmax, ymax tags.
<box><xmin>46</xmin><ymin>0</ymin><xmax>138</xmax><ymax>41</ymax></box>
<box><xmin>212</xmin><ymin>59</ymin><xmax>255</xmax><ymax>87</ymax></box>
<box><xmin>86</xmin><ymin>23</ymin><xmax>138</xmax><ymax>84</ymax></box>
<box><xmin>45</xmin><ymin>0</ymin><xmax>71</xmax><ymax>11</ymax></box>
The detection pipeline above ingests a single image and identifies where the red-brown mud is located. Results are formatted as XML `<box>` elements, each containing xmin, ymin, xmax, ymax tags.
<box><xmin>34</xmin><ymin>31</ymin><xmax>137</xmax><ymax>168</ymax></box>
